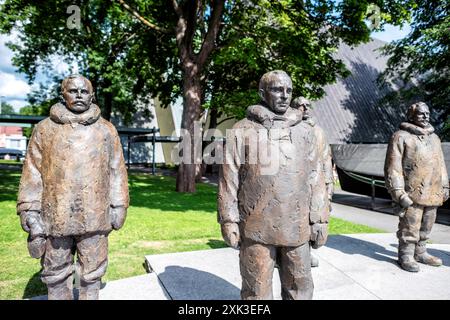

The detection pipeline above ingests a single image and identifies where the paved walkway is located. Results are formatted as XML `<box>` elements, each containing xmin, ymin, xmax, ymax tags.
<box><xmin>331</xmin><ymin>192</ymin><xmax>450</xmax><ymax>244</ymax></box>
<box><xmin>144</xmin><ymin>233</ymin><xmax>450</xmax><ymax>300</ymax></box>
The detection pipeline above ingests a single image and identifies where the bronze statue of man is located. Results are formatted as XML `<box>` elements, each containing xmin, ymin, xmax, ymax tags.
<box><xmin>218</xmin><ymin>70</ymin><xmax>332</xmax><ymax>300</ymax></box>
<box><xmin>17</xmin><ymin>74</ymin><xmax>129</xmax><ymax>299</ymax></box>
<box><xmin>385</xmin><ymin>101</ymin><xmax>449</xmax><ymax>272</ymax></box>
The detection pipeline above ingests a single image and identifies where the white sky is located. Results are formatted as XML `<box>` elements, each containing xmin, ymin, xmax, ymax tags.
<box><xmin>371</xmin><ymin>23</ymin><xmax>411</xmax><ymax>42</ymax></box>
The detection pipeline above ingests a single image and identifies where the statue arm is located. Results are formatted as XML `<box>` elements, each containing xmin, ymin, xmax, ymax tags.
<box><xmin>17</xmin><ymin>126</ymin><xmax>44</xmax><ymax>219</ymax></box>
<box><xmin>218</xmin><ymin>131</ymin><xmax>241</xmax><ymax>248</ymax></box>
<box><xmin>309</xmin><ymin>128</ymin><xmax>331</xmax><ymax>224</ymax></box>
<box><xmin>109</xmin><ymin>128</ymin><xmax>129</xmax><ymax>230</ymax></box>
<box><xmin>217</xmin><ymin>132</ymin><xmax>240</xmax><ymax>225</ymax></box>
<box><xmin>308</xmin><ymin>129</ymin><xmax>331</xmax><ymax>249</ymax></box>
<box><xmin>384</xmin><ymin>132</ymin><xmax>407</xmax><ymax>203</ymax></box>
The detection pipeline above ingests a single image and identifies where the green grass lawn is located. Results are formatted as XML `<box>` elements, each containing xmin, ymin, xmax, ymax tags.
<box><xmin>0</xmin><ymin>159</ymin><xmax>22</xmax><ymax>165</ymax></box>
<box><xmin>0</xmin><ymin>169</ymin><xmax>384</xmax><ymax>299</ymax></box>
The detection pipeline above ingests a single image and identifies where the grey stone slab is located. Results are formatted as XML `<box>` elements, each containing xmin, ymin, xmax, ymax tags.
<box><xmin>146</xmin><ymin>233</ymin><xmax>450</xmax><ymax>300</ymax></box>
<box><xmin>310</xmin><ymin>255</ymin><xmax>379</xmax><ymax>300</ymax></box>
<box><xmin>146</xmin><ymin>246</ymin><xmax>378</xmax><ymax>300</ymax></box>
<box><xmin>30</xmin><ymin>273</ymin><xmax>169</xmax><ymax>300</ymax></box>
<box><xmin>99</xmin><ymin>274</ymin><xmax>170</xmax><ymax>300</ymax></box>
<box><xmin>317</xmin><ymin>233</ymin><xmax>450</xmax><ymax>300</ymax></box>
<box><xmin>146</xmin><ymin>248</ymin><xmax>243</xmax><ymax>300</ymax></box>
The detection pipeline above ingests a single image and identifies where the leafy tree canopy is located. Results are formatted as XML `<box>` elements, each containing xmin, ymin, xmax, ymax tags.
<box><xmin>0</xmin><ymin>101</ymin><xmax>16</xmax><ymax>114</ymax></box>
<box><xmin>379</xmin><ymin>0</ymin><xmax>449</xmax><ymax>139</ymax></box>
<box><xmin>0</xmin><ymin>0</ymin><xmax>414</xmax><ymax>122</ymax></box>
<box><xmin>0</xmin><ymin>0</ymin><xmax>416</xmax><ymax>191</ymax></box>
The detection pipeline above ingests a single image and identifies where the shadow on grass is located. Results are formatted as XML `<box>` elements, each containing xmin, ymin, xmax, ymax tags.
<box><xmin>207</xmin><ymin>239</ymin><xmax>227</xmax><ymax>249</ymax></box>
<box><xmin>23</xmin><ymin>270</ymin><xmax>47</xmax><ymax>299</ymax></box>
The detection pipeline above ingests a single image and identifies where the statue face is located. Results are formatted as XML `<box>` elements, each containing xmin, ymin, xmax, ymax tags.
<box><xmin>412</xmin><ymin>104</ymin><xmax>430</xmax><ymax>128</ymax></box>
<box><xmin>260</xmin><ymin>73</ymin><xmax>292</xmax><ymax>114</ymax></box>
<box><xmin>62</xmin><ymin>77</ymin><xmax>93</xmax><ymax>113</ymax></box>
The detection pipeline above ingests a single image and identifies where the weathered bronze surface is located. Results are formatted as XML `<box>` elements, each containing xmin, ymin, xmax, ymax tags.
<box><xmin>218</xmin><ymin>71</ymin><xmax>333</xmax><ymax>299</ymax></box>
<box><xmin>385</xmin><ymin>101</ymin><xmax>449</xmax><ymax>272</ymax></box>
<box><xmin>17</xmin><ymin>75</ymin><xmax>129</xmax><ymax>299</ymax></box>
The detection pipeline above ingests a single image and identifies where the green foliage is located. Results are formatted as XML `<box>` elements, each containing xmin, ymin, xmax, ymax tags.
<box><xmin>379</xmin><ymin>0</ymin><xmax>450</xmax><ymax>140</ymax></box>
<box><xmin>0</xmin><ymin>0</ymin><xmax>413</xmax><ymax>127</ymax></box>
<box><xmin>0</xmin><ymin>0</ymin><xmax>178</xmax><ymax>123</ymax></box>
<box><xmin>0</xmin><ymin>102</ymin><xmax>16</xmax><ymax>115</ymax></box>
<box><xmin>0</xmin><ymin>169</ymin><xmax>383</xmax><ymax>299</ymax></box>
<box><xmin>205</xmin><ymin>0</ymin><xmax>415</xmax><ymax>122</ymax></box>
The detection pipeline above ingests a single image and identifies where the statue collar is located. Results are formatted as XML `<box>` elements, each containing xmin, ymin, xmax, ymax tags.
<box><xmin>246</xmin><ymin>104</ymin><xmax>301</xmax><ymax>129</ymax></box>
<box><xmin>50</xmin><ymin>103</ymin><xmax>101</xmax><ymax>126</ymax></box>
<box><xmin>400</xmin><ymin>122</ymin><xmax>434</xmax><ymax>136</ymax></box>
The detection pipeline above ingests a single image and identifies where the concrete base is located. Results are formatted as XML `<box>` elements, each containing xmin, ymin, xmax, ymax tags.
<box><xmin>31</xmin><ymin>233</ymin><xmax>450</xmax><ymax>300</ymax></box>
<box><xmin>146</xmin><ymin>233</ymin><xmax>450</xmax><ymax>300</ymax></box>
<box><xmin>31</xmin><ymin>273</ymin><xmax>170</xmax><ymax>300</ymax></box>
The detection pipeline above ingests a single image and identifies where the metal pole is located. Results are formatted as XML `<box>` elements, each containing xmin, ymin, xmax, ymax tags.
<box><xmin>152</xmin><ymin>126</ymin><xmax>156</xmax><ymax>175</ymax></box>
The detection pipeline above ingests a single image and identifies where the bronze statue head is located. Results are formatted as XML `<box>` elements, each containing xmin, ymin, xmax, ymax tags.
<box><xmin>61</xmin><ymin>75</ymin><xmax>94</xmax><ymax>114</ymax></box>
<box><xmin>407</xmin><ymin>101</ymin><xmax>430</xmax><ymax>128</ymax></box>
<box><xmin>291</xmin><ymin>96</ymin><xmax>312</xmax><ymax>120</ymax></box>
<box><xmin>258</xmin><ymin>70</ymin><xmax>293</xmax><ymax>115</ymax></box>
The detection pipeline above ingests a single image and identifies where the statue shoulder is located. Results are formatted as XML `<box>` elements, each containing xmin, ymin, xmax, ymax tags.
<box><xmin>98</xmin><ymin>118</ymin><xmax>120</xmax><ymax>137</ymax></box>
<box><xmin>32</xmin><ymin>117</ymin><xmax>54</xmax><ymax>137</ymax></box>
<box><xmin>388</xmin><ymin>129</ymin><xmax>411</xmax><ymax>146</ymax></box>
<box><xmin>430</xmin><ymin>132</ymin><xmax>443</xmax><ymax>144</ymax></box>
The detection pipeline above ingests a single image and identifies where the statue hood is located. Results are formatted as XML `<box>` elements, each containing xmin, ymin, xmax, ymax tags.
<box><xmin>400</xmin><ymin>122</ymin><xmax>434</xmax><ymax>136</ymax></box>
<box><xmin>246</xmin><ymin>104</ymin><xmax>301</xmax><ymax>129</ymax></box>
<box><xmin>49</xmin><ymin>103</ymin><xmax>101</xmax><ymax>126</ymax></box>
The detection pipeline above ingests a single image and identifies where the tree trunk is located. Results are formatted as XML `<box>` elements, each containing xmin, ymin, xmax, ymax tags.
<box><xmin>176</xmin><ymin>67</ymin><xmax>202</xmax><ymax>192</ymax></box>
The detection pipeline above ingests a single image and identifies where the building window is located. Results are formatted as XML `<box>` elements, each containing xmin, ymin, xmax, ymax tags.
<box><xmin>9</xmin><ymin>139</ymin><xmax>21</xmax><ymax>149</ymax></box>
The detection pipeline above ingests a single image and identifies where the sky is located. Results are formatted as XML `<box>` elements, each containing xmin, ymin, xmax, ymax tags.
<box><xmin>0</xmin><ymin>33</ymin><xmax>71</xmax><ymax>112</ymax></box>
<box><xmin>0</xmin><ymin>23</ymin><xmax>411</xmax><ymax>113</ymax></box>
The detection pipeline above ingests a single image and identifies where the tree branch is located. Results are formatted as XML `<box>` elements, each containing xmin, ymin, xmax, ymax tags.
<box><xmin>196</xmin><ymin>0</ymin><xmax>225</xmax><ymax>69</ymax></box>
<box><xmin>115</xmin><ymin>0</ymin><xmax>168</xmax><ymax>33</ymax></box>
<box><xmin>217</xmin><ymin>116</ymin><xmax>235</xmax><ymax>126</ymax></box>
<box><xmin>170</xmin><ymin>0</ymin><xmax>182</xmax><ymax>17</ymax></box>
<box><xmin>173</xmin><ymin>1</ymin><xmax>198</xmax><ymax>67</ymax></box>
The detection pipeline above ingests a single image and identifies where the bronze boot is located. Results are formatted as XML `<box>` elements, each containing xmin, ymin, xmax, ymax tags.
<box><xmin>47</xmin><ymin>277</ymin><xmax>74</xmax><ymax>300</ymax></box>
<box><xmin>78</xmin><ymin>280</ymin><xmax>100</xmax><ymax>300</ymax></box>
<box><xmin>398</xmin><ymin>243</ymin><xmax>420</xmax><ymax>272</ymax></box>
<box><xmin>414</xmin><ymin>241</ymin><xmax>442</xmax><ymax>267</ymax></box>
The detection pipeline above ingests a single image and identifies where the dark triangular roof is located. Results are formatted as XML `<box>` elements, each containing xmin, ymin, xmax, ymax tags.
<box><xmin>311</xmin><ymin>38</ymin><xmax>404</xmax><ymax>143</ymax></box>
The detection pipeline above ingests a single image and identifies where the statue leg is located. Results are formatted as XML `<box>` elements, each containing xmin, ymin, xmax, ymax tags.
<box><xmin>239</xmin><ymin>238</ymin><xmax>276</xmax><ymax>300</ymax></box>
<box><xmin>415</xmin><ymin>206</ymin><xmax>442</xmax><ymax>266</ymax></box>
<box><xmin>278</xmin><ymin>242</ymin><xmax>314</xmax><ymax>300</ymax></box>
<box><xmin>397</xmin><ymin>204</ymin><xmax>422</xmax><ymax>272</ymax></box>
<box><xmin>76</xmin><ymin>233</ymin><xmax>108</xmax><ymax>300</ymax></box>
<box><xmin>40</xmin><ymin>236</ymin><xmax>75</xmax><ymax>300</ymax></box>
